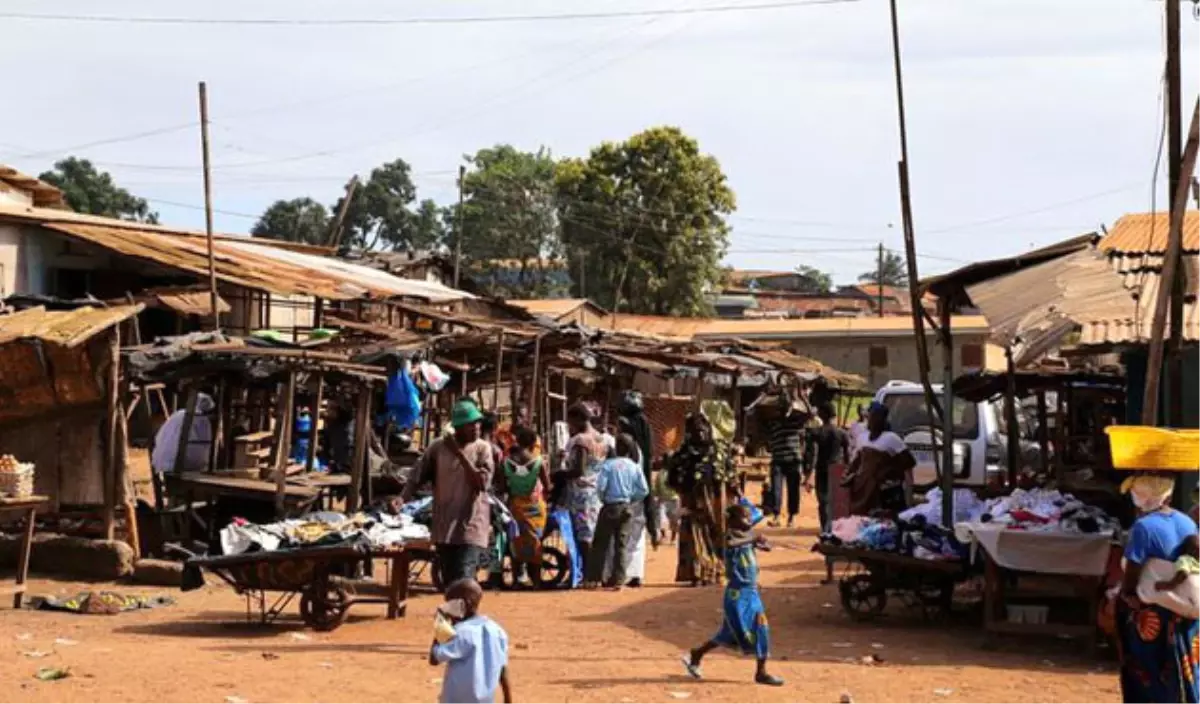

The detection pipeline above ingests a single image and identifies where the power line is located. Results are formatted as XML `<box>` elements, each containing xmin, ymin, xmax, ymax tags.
<box><xmin>0</xmin><ymin>1</ymin><xmax>858</xmax><ymax>27</ymax></box>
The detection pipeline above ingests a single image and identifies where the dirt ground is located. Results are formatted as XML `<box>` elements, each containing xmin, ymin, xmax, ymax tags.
<box><xmin>2</xmin><ymin>489</ymin><xmax>1120</xmax><ymax>703</ymax></box>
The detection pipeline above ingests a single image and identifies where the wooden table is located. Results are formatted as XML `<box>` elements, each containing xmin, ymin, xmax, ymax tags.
<box><xmin>1</xmin><ymin>495</ymin><xmax>50</xmax><ymax>609</ymax></box>
<box><xmin>374</xmin><ymin>540</ymin><xmax>433</xmax><ymax>619</ymax></box>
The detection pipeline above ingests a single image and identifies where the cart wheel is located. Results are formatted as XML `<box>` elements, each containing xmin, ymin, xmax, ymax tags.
<box><xmin>538</xmin><ymin>546</ymin><xmax>569</xmax><ymax>589</ymax></box>
<box><xmin>300</xmin><ymin>585</ymin><xmax>350</xmax><ymax>632</ymax></box>
<box><xmin>839</xmin><ymin>574</ymin><xmax>887</xmax><ymax>621</ymax></box>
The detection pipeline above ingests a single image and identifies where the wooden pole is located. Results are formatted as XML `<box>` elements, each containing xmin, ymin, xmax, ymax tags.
<box><xmin>493</xmin><ymin>331</ymin><xmax>505</xmax><ymax>412</ymax></box>
<box><xmin>208</xmin><ymin>377</ymin><xmax>225</xmax><ymax>472</ymax></box>
<box><xmin>529</xmin><ymin>335</ymin><xmax>542</xmax><ymax>428</ymax></box>
<box><xmin>1142</xmin><ymin>99</ymin><xmax>1200</xmax><ymax>425</ymax></box>
<box><xmin>172</xmin><ymin>386</ymin><xmax>200</xmax><ymax>476</ymax></box>
<box><xmin>305</xmin><ymin>375</ymin><xmax>324</xmax><ymax>472</ymax></box>
<box><xmin>274</xmin><ymin>372</ymin><xmax>297</xmax><ymax>517</ymax></box>
<box><xmin>198</xmin><ymin>81</ymin><xmax>219</xmax><ymax>332</ymax></box>
<box><xmin>347</xmin><ymin>386</ymin><xmax>372</xmax><ymax>514</ymax></box>
<box><xmin>939</xmin><ymin>302</ymin><xmax>954</xmax><ymax>527</ymax></box>
<box><xmin>102</xmin><ymin>327</ymin><xmax>121</xmax><ymax>540</ymax></box>
<box><xmin>454</xmin><ymin>164</ymin><xmax>466</xmax><ymax>288</ymax></box>
<box><xmin>877</xmin><ymin>242</ymin><xmax>885</xmax><ymax>318</ymax></box>
<box><xmin>1165</xmin><ymin>0</ymin><xmax>1184</xmax><ymax>427</ymax></box>
<box><xmin>1036</xmin><ymin>389</ymin><xmax>1050</xmax><ymax>479</ymax></box>
<box><xmin>327</xmin><ymin>177</ymin><xmax>359</xmax><ymax>251</ymax></box>
<box><xmin>1004</xmin><ymin>347</ymin><xmax>1020</xmax><ymax>488</ymax></box>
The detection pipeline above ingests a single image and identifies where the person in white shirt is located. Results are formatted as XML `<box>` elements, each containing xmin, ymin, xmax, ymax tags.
<box><xmin>842</xmin><ymin>402</ymin><xmax>915</xmax><ymax>516</ymax></box>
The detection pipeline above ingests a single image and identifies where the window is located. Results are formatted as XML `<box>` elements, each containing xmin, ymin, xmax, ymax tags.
<box><xmin>869</xmin><ymin>345</ymin><xmax>888</xmax><ymax>368</ymax></box>
<box><xmin>960</xmin><ymin>343</ymin><xmax>984</xmax><ymax>368</ymax></box>
<box><xmin>881</xmin><ymin>392</ymin><xmax>980</xmax><ymax>440</ymax></box>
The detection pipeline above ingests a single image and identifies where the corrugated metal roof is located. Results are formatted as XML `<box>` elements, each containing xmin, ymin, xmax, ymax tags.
<box><xmin>149</xmin><ymin>287</ymin><xmax>231</xmax><ymax>316</ymax></box>
<box><xmin>966</xmin><ymin>248</ymin><xmax>1135</xmax><ymax>363</ymax></box>
<box><xmin>0</xmin><ymin>304</ymin><xmax>142</xmax><ymax>347</ymax></box>
<box><xmin>1097</xmin><ymin>210</ymin><xmax>1199</xmax><ymax>253</ymax></box>
<box><xmin>0</xmin><ymin>164</ymin><xmax>66</xmax><ymax>209</ymax></box>
<box><xmin>610</xmin><ymin>314</ymin><xmax>989</xmax><ymax>339</ymax></box>
<box><xmin>509</xmin><ymin>299</ymin><xmax>591</xmax><ymax>317</ymax></box>
<box><xmin>1076</xmin><ymin>260</ymin><xmax>1199</xmax><ymax>346</ymax></box>
<box><xmin>0</xmin><ymin>203</ymin><xmax>473</xmax><ymax>302</ymax></box>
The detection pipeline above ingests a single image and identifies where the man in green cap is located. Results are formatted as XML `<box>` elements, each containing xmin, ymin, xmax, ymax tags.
<box><xmin>403</xmin><ymin>398</ymin><xmax>496</xmax><ymax>586</ymax></box>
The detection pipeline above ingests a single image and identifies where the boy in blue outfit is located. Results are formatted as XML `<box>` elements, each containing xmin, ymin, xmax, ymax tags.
<box><xmin>681</xmin><ymin>504</ymin><xmax>784</xmax><ymax>687</ymax></box>
<box><xmin>429</xmin><ymin>578</ymin><xmax>513</xmax><ymax>703</ymax></box>
<box><xmin>585</xmin><ymin>433</ymin><xmax>650</xmax><ymax>590</ymax></box>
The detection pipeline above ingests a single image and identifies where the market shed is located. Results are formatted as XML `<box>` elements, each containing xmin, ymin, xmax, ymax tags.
<box><xmin>0</xmin><ymin>303</ymin><xmax>142</xmax><ymax>533</ymax></box>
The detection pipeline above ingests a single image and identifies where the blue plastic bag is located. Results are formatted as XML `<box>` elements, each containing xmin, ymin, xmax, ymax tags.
<box><xmin>550</xmin><ymin>507</ymin><xmax>583</xmax><ymax>588</ymax></box>
<box><xmin>383</xmin><ymin>366</ymin><xmax>421</xmax><ymax>429</ymax></box>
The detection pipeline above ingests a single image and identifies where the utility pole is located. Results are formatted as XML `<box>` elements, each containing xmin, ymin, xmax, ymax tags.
<box><xmin>1164</xmin><ymin>0</ymin><xmax>1184</xmax><ymax>426</ymax></box>
<box><xmin>877</xmin><ymin>243</ymin><xmax>885</xmax><ymax>317</ymax></box>
<box><xmin>326</xmin><ymin>176</ymin><xmax>359</xmax><ymax>251</ymax></box>
<box><xmin>453</xmin><ymin>164</ymin><xmax>466</xmax><ymax>288</ymax></box>
<box><xmin>198</xmin><ymin>82</ymin><xmax>219</xmax><ymax>332</ymax></box>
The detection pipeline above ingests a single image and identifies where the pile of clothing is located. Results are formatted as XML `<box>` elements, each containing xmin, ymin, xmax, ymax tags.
<box><xmin>219</xmin><ymin>507</ymin><xmax>430</xmax><ymax>556</ymax></box>
<box><xmin>899</xmin><ymin>488</ymin><xmax>988</xmax><ymax>526</ymax></box>
<box><xmin>821</xmin><ymin>515</ymin><xmax>965</xmax><ymax>562</ymax></box>
<box><xmin>970</xmin><ymin>487</ymin><xmax>1118</xmax><ymax>534</ymax></box>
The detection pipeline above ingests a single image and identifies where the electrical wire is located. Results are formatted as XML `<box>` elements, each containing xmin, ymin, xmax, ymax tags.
<box><xmin>0</xmin><ymin>1</ymin><xmax>858</xmax><ymax>27</ymax></box>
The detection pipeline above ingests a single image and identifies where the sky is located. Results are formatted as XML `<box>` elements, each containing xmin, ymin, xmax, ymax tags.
<box><xmin>0</xmin><ymin>0</ymin><xmax>1197</xmax><ymax>286</ymax></box>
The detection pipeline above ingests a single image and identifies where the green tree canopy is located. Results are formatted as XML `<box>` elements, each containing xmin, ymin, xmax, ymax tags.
<box><xmin>251</xmin><ymin>197</ymin><xmax>331</xmax><ymax>245</ymax></box>
<box><xmin>793</xmin><ymin>265</ymin><xmax>834</xmax><ymax>293</ymax></box>
<box><xmin>446</xmin><ymin>145</ymin><xmax>566</xmax><ymax>298</ymax></box>
<box><xmin>332</xmin><ymin>159</ymin><xmax>443</xmax><ymax>253</ymax></box>
<box><xmin>38</xmin><ymin>157</ymin><xmax>158</xmax><ymax>223</ymax></box>
<box><xmin>556</xmin><ymin>126</ymin><xmax>735</xmax><ymax>316</ymax></box>
<box><xmin>858</xmin><ymin>249</ymin><xmax>909</xmax><ymax>287</ymax></box>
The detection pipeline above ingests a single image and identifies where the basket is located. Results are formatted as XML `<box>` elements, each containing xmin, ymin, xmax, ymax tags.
<box><xmin>0</xmin><ymin>463</ymin><xmax>35</xmax><ymax>498</ymax></box>
<box><xmin>1106</xmin><ymin>426</ymin><xmax>1200</xmax><ymax>471</ymax></box>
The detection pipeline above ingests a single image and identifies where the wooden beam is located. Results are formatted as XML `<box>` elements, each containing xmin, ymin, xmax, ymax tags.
<box><xmin>102</xmin><ymin>327</ymin><xmax>121</xmax><ymax>540</ymax></box>
<box><xmin>1036</xmin><ymin>390</ymin><xmax>1050</xmax><ymax>480</ymax></box>
<box><xmin>1004</xmin><ymin>347</ymin><xmax>1020</xmax><ymax>489</ymax></box>
<box><xmin>493</xmin><ymin>330</ymin><xmax>505</xmax><ymax>412</ymax></box>
<box><xmin>273</xmin><ymin>373</ymin><xmax>297</xmax><ymax>518</ymax></box>
<box><xmin>347</xmin><ymin>386</ymin><xmax>372</xmax><ymax>514</ymax></box>
<box><xmin>172</xmin><ymin>386</ymin><xmax>200</xmax><ymax>476</ymax></box>
<box><xmin>305</xmin><ymin>375</ymin><xmax>324</xmax><ymax>472</ymax></box>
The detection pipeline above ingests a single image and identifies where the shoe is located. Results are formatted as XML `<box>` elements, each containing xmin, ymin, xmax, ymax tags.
<box><xmin>627</xmin><ymin>578</ymin><xmax>643</xmax><ymax>588</ymax></box>
<box><xmin>786</xmin><ymin>516</ymin><xmax>795</xmax><ymax>528</ymax></box>
<box><xmin>756</xmin><ymin>673</ymin><xmax>785</xmax><ymax>687</ymax></box>
<box><xmin>681</xmin><ymin>655</ymin><xmax>703</xmax><ymax>680</ymax></box>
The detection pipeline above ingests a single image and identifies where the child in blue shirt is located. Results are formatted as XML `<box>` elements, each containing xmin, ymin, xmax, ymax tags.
<box><xmin>429</xmin><ymin>578</ymin><xmax>512</xmax><ymax>703</ymax></box>
<box><xmin>681</xmin><ymin>504</ymin><xmax>784</xmax><ymax>687</ymax></box>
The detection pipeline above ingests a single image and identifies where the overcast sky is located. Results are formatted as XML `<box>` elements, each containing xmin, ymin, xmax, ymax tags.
<box><xmin>0</xmin><ymin>0</ymin><xmax>1196</xmax><ymax>285</ymax></box>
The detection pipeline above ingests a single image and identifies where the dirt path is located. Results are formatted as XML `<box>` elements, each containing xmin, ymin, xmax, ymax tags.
<box><xmin>1</xmin><ymin>507</ymin><xmax>1119</xmax><ymax>703</ymax></box>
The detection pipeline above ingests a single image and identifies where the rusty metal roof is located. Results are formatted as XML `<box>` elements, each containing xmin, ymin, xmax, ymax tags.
<box><xmin>1097</xmin><ymin>210</ymin><xmax>1199</xmax><ymax>254</ymax></box>
<box><xmin>147</xmin><ymin>287</ymin><xmax>231</xmax><ymax>317</ymax></box>
<box><xmin>920</xmin><ymin>232</ymin><xmax>1099</xmax><ymax>303</ymax></box>
<box><xmin>0</xmin><ymin>164</ymin><xmax>66</xmax><ymax>209</ymax></box>
<box><xmin>610</xmin><ymin>313</ymin><xmax>989</xmax><ymax>340</ymax></box>
<box><xmin>966</xmin><ymin>248</ymin><xmax>1135</xmax><ymax>365</ymax></box>
<box><xmin>1075</xmin><ymin>256</ymin><xmax>1199</xmax><ymax>347</ymax></box>
<box><xmin>0</xmin><ymin>304</ymin><xmax>142</xmax><ymax>347</ymax></box>
<box><xmin>508</xmin><ymin>299</ymin><xmax>611</xmax><ymax>319</ymax></box>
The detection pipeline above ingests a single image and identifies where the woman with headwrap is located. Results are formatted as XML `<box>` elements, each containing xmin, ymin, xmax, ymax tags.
<box><xmin>1115</xmin><ymin>473</ymin><xmax>1198</xmax><ymax>703</ymax></box>
<box><xmin>666</xmin><ymin>401</ymin><xmax>739</xmax><ymax>586</ymax></box>
<box><xmin>842</xmin><ymin>401</ymin><xmax>915</xmax><ymax>517</ymax></box>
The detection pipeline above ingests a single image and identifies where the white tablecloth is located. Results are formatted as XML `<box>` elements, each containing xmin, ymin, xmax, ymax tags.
<box><xmin>955</xmin><ymin>522</ymin><xmax>1114</xmax><ymax>576</ymax></box>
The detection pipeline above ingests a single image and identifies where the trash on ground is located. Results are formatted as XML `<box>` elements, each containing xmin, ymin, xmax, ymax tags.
<box><xmin>840</xmin><ymin>693</ymin><xmax>854</xmax><ymax>704</ymax></box>
<box><xmin>260</xmin><ymin>652</ymin><xmax>279</xmax><ymax>661</ymax></box>
<box><xmin>667</xmin><ymin>692</ymin><xmax>692</xmax><ymax>700</ymax></box>
<box><xmin>22</xmin><ymin>650</ymin><xmax>49</xmax><ymax>658</ymax></box>
<box><xmin>870</xmin><ymin>642</ymin><xmax>885</xmax><ymax>649</ymax></box>
<box><xmin>831</xmin><ymin>642</ymin><xmax>854</xmax><ymax>648</ymax></box>
<box><xmin>53</xmin><ymin>638</ymin><xmax>78</xmax><ymax>646</ymax></box>
<box><xmin>933</xmin><ymin>688</ymin><xmax>954</xmax><ymax>697</ymax></box>
<box><xmin>35</xmin><ymin>592</ymin><xmax>174</xmax><ymax>615</ymax></box>
<box><xmin>288</xmin><ymin>633</ymin><xmax>311</xmax><ymax>641</ymax></box>
<box><xmin>35</xmin><ymin>667</ymin><xmax>70</xmax><ymax>681</ymax></box>
<box><xmin>224</xmin><ymin>696</ymin><xmax>247</xmax><ymax>704</ymax></box>
<box><xmin>15</xmin><ymin>633</ymin><xmax>32</xmax><ymax>641</ymax></box>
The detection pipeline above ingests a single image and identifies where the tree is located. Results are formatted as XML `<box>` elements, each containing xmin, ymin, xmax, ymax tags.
<box><xmin>556</xmin><ymin>126</ymin><xmax>735</xmax><ymax>316</ymax></box>
<box><xmin>793</xmin><ymin>265</ymin><xmax>833</xmax><ymax>293</ymax></box>
<box><xmin>331</xmin><ymin>159</ymin><xmax>444</xmax><ymax>253</ymax></box>
<box><xmin>858</xmin><ymin>250</ymin><xmax>909</xmax><ymax>287</ymax></box>
<box><xmin>38</xmin><ymin>157</ymin><xmax>158</xmax><ymax>223</ymax></box>
<box><xmin>445</xmin><ymin>145</ymin><xmax>567</xmax><ymax>298</ymax></box>
<box><xmin>251</xmin><ymin>197</ymin><xmax>331</xmax><ymax>245</ymax></box>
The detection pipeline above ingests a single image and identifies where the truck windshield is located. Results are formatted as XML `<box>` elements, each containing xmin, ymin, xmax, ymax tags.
<box><xmin>882</xmin><ymin>393</ymin><xmax>980</xmax><ymax>439</ymax></box>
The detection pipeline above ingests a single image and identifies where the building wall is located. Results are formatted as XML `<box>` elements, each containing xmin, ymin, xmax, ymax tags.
<box><xmin>780</xmin><ymin>331</ymin><xmax>995</xmax><ymax>391</ymax></box>
<box><xmin>0</xmin><ymin>224</ymin><xmax>21</xmax><ymax>296</ymax></box>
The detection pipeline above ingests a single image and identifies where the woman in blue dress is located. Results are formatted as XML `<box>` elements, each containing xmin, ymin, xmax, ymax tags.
<box><xmin>1117</xmin><ymin>473</ymin><xmax>1199</xmax><ymax>703</ymax></box>
<box><xmin>681</xmin><ymin>504</ymin><xmax>784</xmax><ymax>687</ymax></box>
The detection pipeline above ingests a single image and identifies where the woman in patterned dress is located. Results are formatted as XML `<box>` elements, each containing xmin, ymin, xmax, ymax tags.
<box><xmin>1116</xmin><ymin>473</ymin><xmax>1199</xmax><ymax>703</ymax></box>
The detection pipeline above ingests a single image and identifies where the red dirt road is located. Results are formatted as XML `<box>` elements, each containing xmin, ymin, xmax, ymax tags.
<box><xmin>1</xmin><ymin>509</ymin><xmax>1119</xmax><ymax>703</ymax></box>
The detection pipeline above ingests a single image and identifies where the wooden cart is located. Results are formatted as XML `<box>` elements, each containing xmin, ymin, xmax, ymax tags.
<box><xmin>815</xmin><ymin>543</ymin><xmax>970</xmax><ymax>622</ymax></box>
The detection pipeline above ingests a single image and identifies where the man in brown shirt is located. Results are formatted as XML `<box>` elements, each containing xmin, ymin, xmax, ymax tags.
<box><xmin>403</xmin><ymin>399</ymin><xmax>496</xmax><ymax>587</ymax></box>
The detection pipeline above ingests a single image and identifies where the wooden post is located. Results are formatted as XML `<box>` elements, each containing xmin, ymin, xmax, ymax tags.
<box><xmin>460</xmin><ymin>354</ymin><xmax>468</xmax><ymax>396</ymax></box>
<box><xmin>529</xmin><ymin>335</ymin><xmax>542</xmax><ymax>427</ymax></box>
<box><xmin>1143</xmin><ymin>99</ymin><xmax>1200</xmax><ymax>424</ymax></box>
<box><xmin>208</xmin><ymin>377</ymin><xmax>225</xmax><ymax>473</ymax></box>
<box><xmin>1004</xmin><ymin>347</ymin><xmax>1020</xmax><ymax>488</ymax></box>
<box><xmin>102</xmin><ymin>327</ymin><xmax>121</xmax><ymax>540</ymax></box>
<box><xmin>347</xmin><ymin>386</ymin><xmax>372</xmax><ymax>514</ymax></box>
<box><xmin>493</xmin><ymin>331</ymin><xmax>505</xmax><ymax>412</ymax></box>
<box><xmin>1036</xmin><ymin>389</ymin><xmax>1050</xmax><ymax>478</ymax></box>
<box><xmin>509</xmin><ymin>350</ymin><xmax>519</xmax><ymax>416</ymax></box>
<box><xmin>939</xmin><ymin>302</ymin><xmax>954</xmax><ymax>528</ymax></box>
<box><xmin>1055</xmin><ymin>389</ymin><xmax>1067</xmax><ymax>476</ymax></box>
<box><xmin>274</xmin><ymin>372</ymin><xmax>297</xmax><ymax>517</ymax></box>
<box><xmin>305</xmin><ymin>375</ymin><xmax>324</xmax><ymax>472</ymax></box>
<box><xmin>198</xmin><ymin>81</ymin><xmax>220</xmax><ymax>332</ymax></box>
<box><xmin>172</xmin><ymin>386</ymin><xmax>200</xmax><ymax>476</ymax></box>
<box><xmin>327</xmin><ymin>177</ymin><xmax>359</xmax><ymax>251</ymax></box>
